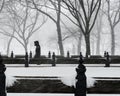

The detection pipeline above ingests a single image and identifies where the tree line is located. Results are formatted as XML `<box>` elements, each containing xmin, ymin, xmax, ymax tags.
<box><xmin>0</xmin><ymin>0</ymin><xmax>119</xmax><ymax>57</ymax></box>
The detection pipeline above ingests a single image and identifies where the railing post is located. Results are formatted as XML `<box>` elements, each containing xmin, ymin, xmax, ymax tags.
<box><xmin>105</xmin><ymin>52</ymin><xmax>110</xmax><ymax>67</ymax></box>
<box><xmin>67</xmin><ymin>51</ymin><xmax>70</xmax><ymax>58</ymax></box>
<box><xmin>48</xmin><ymin>51</ymin><xmax>51</xmax><ymax>58</ymax></box>
<box><xmin>11</xmin><ymin>51</ymin><xmax>14</xmax><ymax>58</ymax></box>
<box><xmin>29</xmin><ymin>51</ymin><xmax>32</xmax><ymax>59</ymax></box>
<box><xmin>52</xmin><ymin>52</ymin><xmax>56</xmax><ymax>66</ymax></box>
<box><xmin>80</xmin><ymin>52</ymin><xmax>83</xmax><ymax>59</ymax></box>
<box><xmin>25</xmin><ymin>52</ymin><xmax>29</xmax><ymax>67</ymax></box>
<box><xmin>104</xmin><ymin>51</ymin><xmax>107</xmax><ymax>57</ymax></box>
<box><xmin>75</xmin><ymin>52</ymin><xmax>86</xmax><ymax>96</ymax></box>
<box><xmin>0</xmin><ymin>54</ymin><xmax>6</xmax><ymax>96</ymax></box>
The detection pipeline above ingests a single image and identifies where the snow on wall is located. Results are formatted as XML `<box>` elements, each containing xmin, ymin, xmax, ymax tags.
<box><xmin>60</xmin><ymin>73</ymin><xmax>96</xmax><ymax>88</ymax></box>
<box><xmin>6</xmin><ymin>73</ymin><xmax>16</xmax><ymax>87</ymax></box>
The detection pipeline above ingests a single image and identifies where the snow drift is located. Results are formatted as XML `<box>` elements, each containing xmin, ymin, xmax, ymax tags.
<box><xmin>6</xmin><ymin>73</ymin><xmax>16</xmax><ymax>87</ymax></box>
<box><xmin>61</xmin><ymin>73</ymin><xmax>96</xmax><ymax>88</ymax></box>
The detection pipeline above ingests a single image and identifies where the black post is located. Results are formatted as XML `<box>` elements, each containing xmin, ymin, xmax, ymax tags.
<box><xmin>29</xmin><ymin>51</ymin><xmax>32</xmax><ymax>58</ymax></box>
<box><xmin>48</xmin><ymin>51</ymin><xmax>51</xmax><ymax>58</ymax></box>
<box><xmin>11</xmin><ymin>51</ymin><xmax>14</xmax><ymax>58</ymax></box>
<box><xmin>75</xmin><ymin>52</ymin><xmax>86</xmax><ymax>96</ymax></box>
<box><xmin>25</xmin><ymin>52</ymin><xmax>29</xmax><ymax>67</ymax></box>
<box><xmin>0</xmin><ymin>54</ymin><xmax>6</xmax><ymax>96</ymax></box>
<box><xmin>104</xmin><ymin>51</ymin><xmax>107</xmax><ymax>57</ymax></box>
<box><xmin>52</xmin><ymin>52</ymin><xmax>56</xmax><ymax>66</ymax></box>
<box><xmin>105</xmin><ymin>52</ymin><xmax>110</xmax><ymax>67</ymax></box>
<box><xmin>80</xmin><ymin>52</ymin><xmax>83</xmax><ymax>59</ymax></box>
<box><xmin>67</xmin><ymin>51</ymin><xmax>70</xmax><ymax>58</ymax></box>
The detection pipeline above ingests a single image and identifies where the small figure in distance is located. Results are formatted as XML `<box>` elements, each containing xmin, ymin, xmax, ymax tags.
<box><xmin>34</xmin><ymin>41</ymin><xmax>41</xmax><ymax>58</ymax></box>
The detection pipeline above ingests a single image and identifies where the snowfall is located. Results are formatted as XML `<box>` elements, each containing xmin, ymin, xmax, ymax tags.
<box><xmin>5</xmin><ymin>64</ymin><xmax>120</xmax><ymax>96</ymax></box>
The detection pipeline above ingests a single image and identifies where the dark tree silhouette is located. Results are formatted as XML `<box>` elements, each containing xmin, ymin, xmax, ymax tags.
<box><xmin>62</xmin><ymin>0</ymin><xmax>101</xmax><ymax>57</ymax></box>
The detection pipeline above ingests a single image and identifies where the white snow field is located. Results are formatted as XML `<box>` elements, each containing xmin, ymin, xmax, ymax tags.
<box><xmin>6</xmin><ymin>65</ymin><xmax>120</xmax><ymax>77</ymax></box>
<box><xmin>5</xmin><ymin>64</ymin><xmax>120</xmax><ymax>96</ymax></box>
<box><xmin>7</xmin><ymin>93</ymin><xmax>120</xmax><ymax>96</ymax></box>
<box><xmin>5</xmin><ymin>66</ymin><xmax>96</xmax><ymax>88</ymax></box>
<box><xmin>5</xmin><ymin>65</ymin><xmax>120</xmax><ymax>87</ymax></box>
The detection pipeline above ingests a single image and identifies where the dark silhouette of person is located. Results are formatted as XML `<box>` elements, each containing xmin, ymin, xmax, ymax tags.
<box><xmin>0</xmin><ymin>55</ymin><xmax>6</xmax><ymax>96</ymax></box>
<box><xmin>34</xmin><ymin>41</ymin><xmax>41</xmax><ymax>58</ymax></box>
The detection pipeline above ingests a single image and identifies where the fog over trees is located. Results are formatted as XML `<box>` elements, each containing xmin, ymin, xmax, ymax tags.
<box><xmin>0</xmin><ymin>0</ymin><xmax>120</xmax><ymax>56</ymax></box>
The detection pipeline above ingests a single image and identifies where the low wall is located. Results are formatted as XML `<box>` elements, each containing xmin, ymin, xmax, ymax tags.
<box><xmin>7</xmin><ymin>77</ymin><xmax>120</xmax><ymax>93</ymax></box>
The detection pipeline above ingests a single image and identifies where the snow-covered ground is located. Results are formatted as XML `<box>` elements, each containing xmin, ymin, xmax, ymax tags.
<box><xmin>6</xmin><ymin>65</ymin><xmax>120</xmax><ymax>78</ymax></box>
<box><xmin>5</xmin><ymin>64</ymin><xmax>120</xmax><ymax>87</ymax></box>
<box><xmin>7</xmin><ymin>93</ymin><xmax>120</xmax><ymax>96</ymax></box>
<box><xmin>5</xmin><ymin>64</ymin><xmax>120</xmax><ymax>95</ymax></box>
<box><xmin>5</xmin><ymin>65</ymin><xmax>96</xmax><ymax>88</ymax></box>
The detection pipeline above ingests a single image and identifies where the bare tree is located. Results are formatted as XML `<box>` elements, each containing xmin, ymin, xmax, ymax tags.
<box><xmin>0</xmin><ymin>0</ymin><xmax>5</xmax><ymax>12</ymax></box>
<box><xmin>104</xmin><ymin>0</ymin><xmax>120</xmax><ymax>55</ymax></box>
<box><xmin>0</xmin><ymin>0</ymin><xmax>46</xmax><ymax>53</ymax></box>
<box><xmin>62</xmin><ymin>0</ymin><xmax>101</xmax><ymax>57</ymax></box>
<box><xmin>0</xmin><ymin>0</ymin><xmax>9</xmax><ymax>54</ymax></box>
<box><xmin>95</xmin><ymin>2</ymin><xmax>105</xmax><ymax>55</ymax></box>
<box><xmin>61</xmin><ymin>22</ymin><xmax>83</xmax><ymax>55</ymax></box>
<box><xmin>31</xmin><ymin>0</ymin><xmax>64</xmax><ymax>56</ymax></box>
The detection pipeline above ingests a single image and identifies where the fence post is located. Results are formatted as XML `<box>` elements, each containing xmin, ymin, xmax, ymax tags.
<box><xmin>0</xmin><ymin>54</ymin><xmax>6</xmax><ymax>96</ymax></box>
<box><xmin>48</xmin><ymin>51</ymin><xmax>51</xmax><ymax>58</ymax></box>
<box><xmin>52</xmin><ymin>52</ymin><xmax>56</xmax><ymax>66</ymax></box>
<box><xmin>67</xmin><ymin>51</ymin><xmax>70</xmax><ymax>58</ymax></box>
<box><xmin>29</xmin><ymin>51</ymin><xmax>32</xmax><ymax>59</ymax></box>
<box><xmin>80</xmin><ymin>52</ymin><xmax>83</xmax><ymax>59</ymax></box>
<box><xmin>104</xmin><ymin>51</ymin><xmax>107</xmax><ymax>57</ymax></box>
<box><xmin>105</xmin><ymin>52</ymin><xmax>110</xmax><ymax>67</ymax></box>
<box><xmin>75</xmin><ymin>52</ymin><xmax>86</xmax><ymax>96</ymax></box>
<box><xmin>11</xmin><ymin>51</ymin><xmax>14</xmax><ymax>58</ymax></box>
<box><xmin>25</xmin><ymin>52</ymin><xmax>29</xmax><ymax>67</ymax></box>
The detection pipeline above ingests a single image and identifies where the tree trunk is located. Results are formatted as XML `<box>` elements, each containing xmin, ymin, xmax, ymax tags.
<box><xmin>56</xmin><ymin>24</ymin><xmax>64</xmax><ymax>56</ymax></box>
<box><xmin>96</xmin><ymin>30</ymin><xmax>100</xmax><ymax>55</ymax></box>
<box><xmin>24</xmin><ymin>42</ymin><xmax>28</xmax><ymax>53</ymax></box>
<box><xmin>111</xmin><ymin>27</ymin><xmax>115</xmax><ymax>55</ymax></box>
<box><xmin>7</xmin><ymin>37</ymin><xmax>13</xmax><ymax>56</ymax></box>
<box><xmin>91</xmin><ymin>38</ymin><xmax>95</xmax><ymax>55</ymax></box>
<box><xmin>96</xmin><ymin>16</ymin><xmax>102</xmax><ymax>55</ymax></box>
<box><xmin>77</xmin><ymin>33</ymin><xmax>82</xmax><ymax>55</ymax></box>
<box><xmin>56</xmin><ymin>0</ymin><xmax>64</xmax><ymax>56</ymax></box>
<box><xmin>72</xmin><ymin>44</ymin><xmax>76</xmax><ymax>55</ymax></box>
<box><xmin>84</xmin><ymin>34</ymin><xmax>91</xmax><ymax>58</ymax></box>
<box><xmin>7</xmin><ymin>32</ymin><xmax>14</xmax><ymax>56</ymax></box>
